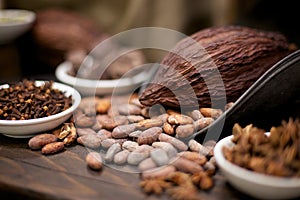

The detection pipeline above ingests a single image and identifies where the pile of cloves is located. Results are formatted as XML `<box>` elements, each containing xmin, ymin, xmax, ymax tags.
<box><xmin>0</xmin><ymin>79</ymin><xmax>72</xmax><ymax>120</ymax></box>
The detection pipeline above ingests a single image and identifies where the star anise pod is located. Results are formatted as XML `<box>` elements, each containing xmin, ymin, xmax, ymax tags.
<box><xmin>191</xmin><ymin>172</ymin><xmax>214</xmax><ymax>190</ymax></box>
<box><xmin>139</xmin><ymin>178</ymin><xmax>172</xmax><ymax>195</ymax></box>
<box><xmin>167</xmin><ymin>186</ymin><xmax>199</xmax><ymax>200</ymax></box>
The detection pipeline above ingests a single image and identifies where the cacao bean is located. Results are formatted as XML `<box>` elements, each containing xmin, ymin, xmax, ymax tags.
<box><xmin>141</xmin><ymin>165</ymin><xmax>176</xmax><ymax>179</ymax></box>
<box><xmin>77</xmin><ymin>134</ymin><xmax>101</xmax><ymax>149</ymax></box>
<box><xmin>75</xmin><ymin>115</ymin><xmax>95</xmax><ymax>128</ymax></box>
<box><xmin>112</xmin><ymin>124</ymin><xmax>136</xmax><ymax>139</ymax></box>
<box><xmin>127</xmin><ymin>151</ymin><xmax>149</xmax><ymax>165</ymax></box>
<box><xmin>200</xmin><ymin>108</ymin><xmax>223</xmax><ymax>119</ymax></box>
<box><xmin>127</xmin><ymin>115</ymin><xmax>144</xmax><ymax>123</ymax></box>
<box><xmin>101</xmin><ymin>138</ymin><xmax>117</xmax><ymax>149</ymax></box>
<box><xmin>128</xmin><ymin>130</ymin><xmax>143</xmax><ymax>140</ymax></box>
<box><xmin>175</xmin><ymin>124</ymin><xmax>195</xmax><ymax>138</ymax></box>
<box><xmin>167</xmin><ymin>114</ymin><xmax>193</xmax><ymax>125</ymax></box>
<box><xmin>122</xmin><ymin>141</ymin><xmax>139</xmax><ymax>152</ymax></box>
<box><xmin>77</xmin><ymin>128</ymin><xmax>96</xmax><ymax>137</ymax></box>
<box><xmin>86</xmin><ymin>151</ymin><xmax>103</xmax><ymax>170</ymax></box>
<box><xmin>41</xmin><ymin>142</ymin><xmax>64</xmax><ymax>154</ymax></box>
<box><xmin>194</xmin><ymin>117</ymin><xmax>214</xmax><ymax>131</ymax></box>
<box><xmin>169</xmin><ymin>156</ymin><xmax>203</xmax><ymax>174</ymax></box>
<box><xmin>96</xmin><ymin>129</ymin><xmax>112</xmax><ymax>140</ymax></box>
<box><xmin>104</xmin><ymin>143</ymin><xmax>121</xmax><ymax>163</ymax></box>
<box><xmin>96</xmin><ymin>115</ymin><xmax>118</xmax><ymax>131</ymax></box>
<box><xmin>113</xmin><ymin>149</ymin><xmax>130</xmax><ymax>165</ymax></box>
<box><xmin>152</xmin><ymin>142</ymin><xmax>178</xmax><ymax>158</ymax></box>
<box><xmin>188</xmin><ymin>139</ymin><xmax>210</xmax><ymax>156</ymax></box>
<box><xmin>163</xmin><ymin>122</ymin><xmax>175</xmax><ymax>135</ymax></box>
<box><xmin>150</xmin><ymin>148</ymin><xmax>169</xmax><ymax>166</ymax></box>
<box><xmin>138</xmin><ymin>157</ymin><xmax>157</xmax><ymax>172</ymax></box>
<box><xmin>28</xmin><ymin>133</ymin><xmax>58</xmax><ymax>150</ymax></box>
<box><xmin>136</xmin><ymin>119</ymin><xmax>163</xmax><ymax>130</ymax></box>
<box><xmin>158</xmin><ymin>133</ymin><xmax>188</xmax><ymax>151</ymax></box>
<box><xmin>96</xmin><ymin>98</ymin><xmax>111</xmax><ymax>114</ymax></box>
<box><xmin>177</xmin><ymin>151</ymin><xmax>207</xmax><ymax>166</ymax></box>
<box><xmin>137</xmin><ymin>127</ymin><xmax>162</xmax><ymax>145</ymax></box>
<box><xmin>189</xmin><ymin>110</ymin><xmax>204</xmax><ymax>121</ymax></box>
<box><xmin>118</xmin><ymin>104</ymin><xmax>141</xmax><ymax>115</ymax></box>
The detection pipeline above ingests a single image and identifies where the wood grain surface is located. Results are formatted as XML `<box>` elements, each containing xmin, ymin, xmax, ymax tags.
<box><xmin>0</xmin><ymin>133</ymin><xmax>257</xmax><ymax>200</ymax></box>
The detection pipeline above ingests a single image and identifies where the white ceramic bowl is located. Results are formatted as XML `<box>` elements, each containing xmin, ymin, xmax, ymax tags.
<box><xmin>0</xmin><ymin>9</ymin><xmax>35</xmax><ymax>44</ymax></box>
<box><xmin>55</xmin><ymin>61</ymin><xmax>155</xmax><ymax>96</ymax></box>
<box><xmin>0</xmin><ymin>81</ymin><xmax>81</xmax><ymax>138</ymax></box>
<box><xmin>214</xmin><ymin>135</ymin><xmax>300</xmax><ymax>199</ymax></box>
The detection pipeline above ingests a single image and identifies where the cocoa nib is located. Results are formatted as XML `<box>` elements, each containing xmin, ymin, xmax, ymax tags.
<box><xmin>139</xmin><ymin>25</ymin><xmax>293</xmax><ymax>108</ymax></box>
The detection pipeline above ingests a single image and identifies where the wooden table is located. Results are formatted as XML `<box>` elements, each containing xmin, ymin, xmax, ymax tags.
<box><xmin>0</xmin><ymin>132</ymin><xmax>258</xmax><ymax>200</ymax></box>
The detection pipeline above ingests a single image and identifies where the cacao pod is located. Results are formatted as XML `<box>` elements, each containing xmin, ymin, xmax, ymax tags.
<box><xmin>139</xmin><ymin>26</ymin><xmax>294</xmax><ymax>108</ymax></box>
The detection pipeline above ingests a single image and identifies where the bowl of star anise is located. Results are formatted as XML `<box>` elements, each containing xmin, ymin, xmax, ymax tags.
<box><xmin>214</xmin><ymin>119</ymin><xmax>300</xmax><ymax>199</ymax></box>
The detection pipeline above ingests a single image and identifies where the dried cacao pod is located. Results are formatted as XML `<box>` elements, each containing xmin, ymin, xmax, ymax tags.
<box><xmin>32</xmin><ymin>8</ymin><xmax>108</xmax><ymax>67</ymax></box>
<box><xmin>139</xmin><ymin>26</ymin><xmax>294</xmax><ymax>108</ymax></box>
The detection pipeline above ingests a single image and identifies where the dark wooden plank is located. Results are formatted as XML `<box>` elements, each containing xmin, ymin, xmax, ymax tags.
<box><xmin>0</xmin><ymin>134</ymin><xmax>252</xmax><ymax>200</ymax></box>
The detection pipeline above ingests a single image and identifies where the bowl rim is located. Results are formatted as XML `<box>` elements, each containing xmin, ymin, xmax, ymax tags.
<box><xmin>0</xmin><ymin>9</ymin><xmax>36</xmax><ymax>27</ymax></box>
<box><xmin>0</xmin><ymin>80</ymin><xmax>81</xmax><ymax>126</ymax></box>
<box><xmin>214</xmin><ymin>135</ymin><xmax>300</xmax><ymax>187</ymax></box>
<box><xmin>55</xmin><ymin>61</ymin><xmax>153</xmax><ymax>89</ymax></box>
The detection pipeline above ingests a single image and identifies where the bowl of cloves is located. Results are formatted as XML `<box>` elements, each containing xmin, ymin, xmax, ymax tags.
<box><xmin>0</xmin><ymin>80</ymin><xmax>81</xmax><ymax>138</ymax></box>
<box><xmin>214</xmin><ymin>119</ymin><xmax>300</xmax><ymax>199</ymax></box>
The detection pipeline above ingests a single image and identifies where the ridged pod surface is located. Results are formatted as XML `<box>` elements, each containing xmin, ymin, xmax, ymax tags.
<box><xmin>139</xmin><ymin>26</ymin><xmax>293</xmax><ymax>108</ymax></box>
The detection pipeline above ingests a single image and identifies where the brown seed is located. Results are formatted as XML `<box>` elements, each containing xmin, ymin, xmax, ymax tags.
<box><xmin>225</xmin><ymin>102</ymin><xmax>235</xmax><ymax>110</ymax></box>
<box><xmin>28</xmin><ymin>133</ymin><xmax>58</xmax><ymax>150</ymax></box>
<box><xmin>168</xmin><ymin>114</ymin><xmax>194</xmax><ymax>125</ymax></box>
<box><xmin>86</xmin><ymin>151</ymin><xmax>103</xmax><ymax>170</ymax></box>
<box><xmin>163</xmin><ymin>122</ymin><xmax>174</xmax><ymax>135</ymax></box>
<box><xmin>141</xmin><ymin>165</ymin><xmax>176</xmax><ymax>179</ymax></box>
<box><xmin>170</xmin><ymin>156</ymin><xmax>204</xmax><ymax>174</ymax></box>
<box><xmin>178</xmin><ymin>151</ymin><xmax>207</xmax><ymax>166</ymax></box>
<box><xmin>101</xmin><ymin>138</ymin><xmax>117</xmax><ymax>149</ymax></box>
<box><xmin>200</xmin><ymin>108</ymin><xmax>223</xmax><ymax>119</ymax></box>
<box><xmin>136</xmin><ymin>119</ymin><xmax>163</xmax><ymax>130</ymax></box>
<box><xmin>77</xmin><ymin>134</ymin><xmax>101</xmax><ymax>149</ymax></box>
<box><xmin>118</xmin><ymin>104</ymin><xmax>141</xmax><ymax>115</ymax></box>
<box><xmin>96</xmin><ymin>129</ymin><xmax>112</xmax><ymax>140</ymax></box>
<box><xmin>112</xmin><ymin>124</ymin><xmax>136</xmax><ymax>139</ymax></box>
<box><xmin>75</xmin><ymin>114</ymin><xmax>95</xmax><ymax>127</ymax></box>
<box><xmin>41</xmin><ymin>142</ymin><xmax>64</xmax><ymax>154</ymax></box>
<box><xmin>96</xmin><ymin>98</ymin><xmax>111</xmax><ymax>114</ymax></box>
<box><xmin>96</xmin><ymin>115</ymin><xmax>118</xmax><ymax>131</ymax></box>
<box><xmin>105</xmin><ymin>143</ymin><xmax>122</xmax><ymax>163</ymax></box>
<box><xmin>175</xmin><ymin>124</ymin><xmax>195</xmax><ymax>138</ymax></box>
<box><xmin>137</xmin><ymin>127</ymin><xmax>162</xmax><ymax>145</ymax></box>
<box><xmin>114</xmin><ymin>149</ymin><xmax>130</xmax><ymax>165</ymax></box>
<box><xmin>138</xmin><ymin>157</ymin><xmax>158</xmax><ymax>172</ymax></box>
<box><xmin>158</xmin><ymin>133</ymin><xmax>188</xmax><ymax>151</ymax></box>
<box><xmin>188</xmin><ymin>139</ymin><xmax>211</xmax><ymax>156</ymax></box>
<box><xmin>194</xmin><ymin>117</ymin><xmax>214</xmax><ymax>131</ymax></box>
<box><xmin>127</xmin><ymin>115</ymin><xmax>144</xmax><ymax>123</ymax></box>
<box><xmin>189</xmin><ymin>110</ymin><xmax>204</xmax><ymax>121</ymax></box>
<box><xmin>122</xmin><ymin>141</ymin><xmax>139</xmax><ymax>152</ymax></box>
<box><xmin>76</xmin><ymin>128</ymin><xmax>96</xmax><ymax>137</ymax></box>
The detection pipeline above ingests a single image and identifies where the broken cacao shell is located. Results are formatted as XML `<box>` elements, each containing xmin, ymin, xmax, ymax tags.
<box><xmin>139</xmin><ymin>26</ymin><xmax>293</xmax><ymax>108</ymax></box>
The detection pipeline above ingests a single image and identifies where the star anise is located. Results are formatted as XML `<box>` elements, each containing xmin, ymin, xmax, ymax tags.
<box><xmin>167</xmin><ymin>186</ymin><xmax>200</xmax><ymax>200</ymax></box>
<box><xmin>139</xmin><ymin>178</ymin><xmax>172</xmax><ymax>195</ymax></box>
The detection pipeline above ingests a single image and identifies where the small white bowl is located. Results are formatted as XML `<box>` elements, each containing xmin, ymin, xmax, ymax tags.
<box><xmin>214</xmin><ymin>135</ymin><xmax>300</xmax><ymax>199</ymax></box>
<box><xmin>0</xmin><ymin>9</ymin><xmax>35</xmax><ymax>44</ymax></box>
<box><xmin>0</xmin><ymin>81</ymin><xmax>81</xmax><ymax>138</ymax></box>
<box><xmin>55</xmin><ymin>61</ymin><xmax>155</xmax><ymax>96</ymax></box>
